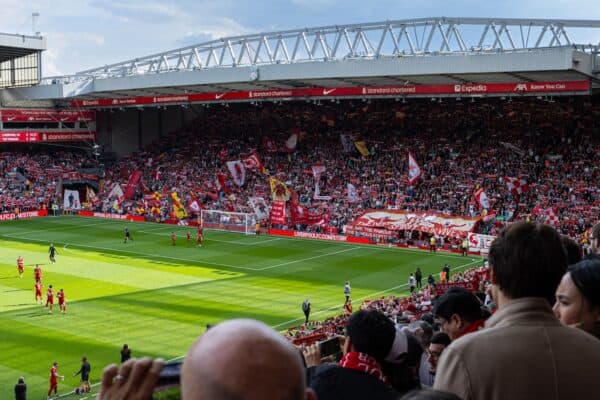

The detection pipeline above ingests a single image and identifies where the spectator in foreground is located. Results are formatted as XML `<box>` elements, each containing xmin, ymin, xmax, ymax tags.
<box><xmin>434</xmin><ymin>222</ymin><xmax>600</xmax><ymax>400</ymax></box>
<box><xmin>14</xmin><ymin>376</ymin><xmax>26</xmax><ymax>400</ymax></box>
<box><xmin>304</xmin><ymin>309</ymin><xmax>400</xmax><ymax>400</ymax></box>
<box><xmin>99</xmin><ymin>319</ymin><xmax>316</xmax><ymax>400</ymax></box>
<box><xmin>420</xmin><ymin>332</ymin><xmax>451</xmax><ymax>387</ymax></box>
<box><xmin>553</xmin><ymin>255</ymin><xmax>600</xmax><ymax>340</ymax></box>
<box><xmin>432</xmin><ymin>288</ymin><xmax>484</xmax><ymax>340</ymax></box>
<box><xmin>401</xmin><ymin>388</ymin><xmax>462</xmax><ymax>400</ymax></box>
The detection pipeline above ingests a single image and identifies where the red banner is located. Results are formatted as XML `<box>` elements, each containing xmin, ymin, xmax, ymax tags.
<box><xmin>70</xmin><ymin>81</ymin><xmax>590</xmax><ymax>108</ymax></box>
<box><xmin>0</xmin><ymin>210</ymin><xmax>48</xmax><ymax>222</ymax></box>
<box><xmin>0</xmin><ymin>109</ymin><xmax>95</xmax><ymax>122</ymax></box>
<box><xmin>0</xmin><ymin>131</ymin><xmax>96</xmax><ymax>143</ymax></box>
<box><xmin>270</xmin><ymin>201</ymin><xmax>286</xmax><ymax>225</ymax></box>
<box><xmin>435</xmin><ymin>281</ymin><xmax>479</xmax><ymax>296</ymax></box>
<box><xmin>124</xmin><ymin>170</ymin><xmax>142</xmax><ymax>200</ymax></box>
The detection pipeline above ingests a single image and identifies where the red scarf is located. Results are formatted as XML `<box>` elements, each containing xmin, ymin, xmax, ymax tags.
<box><xmin>459</xmin><ymin>319</ymin><xmax>485</xmax><ymax>338</ymax></box>
<box><xmin>338</xmin><ymin>352</ymin><xmax>387</xmax><ymax>384</ymax></box>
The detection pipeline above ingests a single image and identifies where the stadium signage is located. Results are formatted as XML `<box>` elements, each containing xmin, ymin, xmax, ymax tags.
<box><xmin>0</xmin><ymin>210</ymin><xmax>48</xmax><ymax>221</ymax></box>
<box><xmin>0</xmin><ymin>131</ymin><xmax>96</xmax><ymax>143</ymax></box>
<box><xmin>69</xmin><ymin>80</ymin><xmax>590</xmax><ymax>108</ymax></box>
<box><xmin>0</xmin><ymin>109</ymin><xmax>95</xmax><ymax>122</ymax></box>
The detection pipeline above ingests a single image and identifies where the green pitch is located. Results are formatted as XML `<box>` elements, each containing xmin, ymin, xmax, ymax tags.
<box><xmin>0</xmin><ymin>216</ymin><xmax>482</xmax><ymax>399</ymax></box>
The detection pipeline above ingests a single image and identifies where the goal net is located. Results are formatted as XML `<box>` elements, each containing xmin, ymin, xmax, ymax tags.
<box><xmin>200</xmin><ymin>210</ymin><xmax>257</xmax><ymax>235</ymax></box>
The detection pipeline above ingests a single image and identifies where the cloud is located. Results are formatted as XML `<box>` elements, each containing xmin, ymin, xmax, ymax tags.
<box><xmin>89</xmin><ymin>0</ymin><xmax>188</xmax><ymax>23</ymax></box>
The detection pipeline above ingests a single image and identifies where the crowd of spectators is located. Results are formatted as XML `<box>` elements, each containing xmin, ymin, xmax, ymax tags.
<box><xmin>90</xmin><ymin>96</ymin><xmax>598</xmax><ymax>244</ymax></box>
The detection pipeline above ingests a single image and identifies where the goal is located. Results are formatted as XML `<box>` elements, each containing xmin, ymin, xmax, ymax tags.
<box><xmin>200</xmin><ymin>210</ymin><xmax>257</xmax><ymax>235</ymax></box>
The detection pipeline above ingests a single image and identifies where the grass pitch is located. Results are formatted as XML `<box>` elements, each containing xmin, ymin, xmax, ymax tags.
<box><xmin>0</xmin><ymin>216</ymin><xmax>482</xmax><ymax>399</ymax></box>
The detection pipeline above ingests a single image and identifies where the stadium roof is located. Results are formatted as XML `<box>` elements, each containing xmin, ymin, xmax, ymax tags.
<box><xmin>1</xmin><ymin>17</ymin><xmax>599</xmax><ymax>106</ymax></box>
<box><xmin>0</xmin><ymin>32</ymin><xmax>46</xmax><ymax>63</ymax></box>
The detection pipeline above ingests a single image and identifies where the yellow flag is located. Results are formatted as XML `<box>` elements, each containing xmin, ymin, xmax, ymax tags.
<box><xmin>354</xmin><ymin>141</ymin><xmax>370</xmax><ymax>156</ymax></box>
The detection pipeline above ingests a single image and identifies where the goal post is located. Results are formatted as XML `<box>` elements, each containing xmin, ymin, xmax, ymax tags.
<box><xmin>200</xmin><ymin>210</ymin><xmax>257</xmax><ymax>235</ymax></box>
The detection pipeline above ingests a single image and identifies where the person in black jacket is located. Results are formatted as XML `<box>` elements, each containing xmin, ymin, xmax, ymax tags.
<box><xmin>120</xmin><ymin>344</ymin><xmax>131</xmax><ymax>363</ymax></box>
<box><xmin>14</xmin><ymin>376</ymin><xmax>26</xmax><ymax>400</ymax></box>
<box><xmin>304</xmin><ymin>309</ymin><xmax>405</xmax><ymax>400</ymax></box>
<box><xmin>73</xmin><ymin>357</ymin><xmax>91</xmax><ymax>393</ymax></box>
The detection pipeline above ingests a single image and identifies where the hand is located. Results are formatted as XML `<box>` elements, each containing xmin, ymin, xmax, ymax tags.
<box><xmin>98</xmin><ymin>357</ymin><xmax>164</xmax><ymax>400</ymax></box>
<box><xmin>302</xmin><ymin>343</ymin><xmax>322</xmax><ymax>368</ymax></box>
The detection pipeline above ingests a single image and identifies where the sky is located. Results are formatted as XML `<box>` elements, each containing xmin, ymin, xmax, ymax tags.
<box><xmin>1</xmin><ymin>0</ymin><xmax>599</xmax><ymax>77</ymax></box>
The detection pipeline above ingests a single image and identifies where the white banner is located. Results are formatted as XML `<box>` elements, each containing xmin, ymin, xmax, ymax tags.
<box><xmin>248</xmin><ymin>197</ymin><xmax>270</xmax><ymax>220</ymax></box>
<box><xmin>467</xmin><ymin>233</ymin><xmax>496</xmax><ymax>255</ymax></box>
<box><xmin>226</xmin><ymin>160</ymin><xmax>246</xmax><ymax>186</ymax></box>
<box><xmin>108</xmin><ymin>183</ymin><xmax>124</xmax><ymax>199</ymax></box>
<box><xmin>63</xmin><ymin>189</ymin><xmax>81</xmax><ymax>210</ymax></box>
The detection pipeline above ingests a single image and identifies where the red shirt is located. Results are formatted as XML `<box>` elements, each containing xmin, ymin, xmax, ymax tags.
<box><xmin>171</xmin><ymin>233</ymin><xmax>176</xmax><ymax>241</ymax></box>
<box><xmin>57</xmin><ymin>291</ymin><xmax>65</xmax><ymax>304</ymax></box>
<box><xmin>47</xmin><ymin>288</ymin><xmax>54</xmax><ymax>299</ymax></box>
<box><xmin>17</xmin><ymin>258</ymin><xmax>24</xmax><ymax>268</ymax></box>
<box><xmin>50</xmin><ymin>366</ymin><xmax>58</xmax><ymax>383</ymax></box>
<box><xmin>198</xmin><ymin>227</ymin><xmax>203</xmax><ymax>235</ymax></box>
<box><xmin>35</xmin><ymin>282</ymin><xmax>43</xmax><ymax>293</ymax></box>
<box><xmin>35</xmin><ymin>268</ymin><xmax>41</xmax><ymax>280</ymax></box>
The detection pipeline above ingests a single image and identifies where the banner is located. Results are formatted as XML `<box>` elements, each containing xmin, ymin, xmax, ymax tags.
<box><xmin>503</xmin><ymin>176</ymin><xmax>528</xmax><ymax>196</ymax></box>
<box><xmin>170</xmin><ymin>192</ymin><xmax>188</xmax><ymax>219</ymax></box>
<box><xmin>0</xmin><ymin>131</ymin><xmax>96</xmax><ymax>143</ymax></box>
<box><xmin>270</xmin><ymin>201</ymin><xmax>286</xmax><ymax>225</ymax></box>
<box><xmin>188</xmin><ymin>199</ymin><xmax>201</xmax><ymax>213</ymax></box>
<box><xmin>347</xmin><ymin>183</ymin><xmax>359</xmax><ymax>203</ymax></box>
<box><xmin>0</xmin><ymin>109</ymin><xmax>95</xmax><ymax>122</ymax></box>
<box><xmin>354</xmin><ymin>141</ymin><xmax>370</xmax><ymax>156</ymax></box>
<box><xmin>107</xmin><ymin>183</ymin><xmax>124</xmax><ymax>199</ymax></box>
<box><xmin>467</xmin><ymin>233</ymin><xmax>496</xmax><ymax>255</ymax></box>
<box><xmin>241</xmin><ymin>152</ymin><xmax>264</xmax><ymax>172</ymax></box>
<box><xmin>352</xmin><ymin>210</ymin><xmax>481</xmax><ymax>238</ymax></box>
<box><xmin>124</xmin><ymin>170</ymin><xmax>142</xmax><ymax>200</ymax></box>
<box><xmin>408</xmin><ymin>151</ymin><xmax>422</xmax><ymax>185</ymax></box>
<box><xmin>216</xmin><ymin>173</ymin><xmax>231</xmax><ymax>194</ymax></box>
<box><xmin>285</xmin><ymin>133</ymin><xmax>298</xmax><ymax>152</ymax></box>
<box><xmin>269</xmin><ymin>177</ymin><xmax>290</xmax><ymax>201</ymax></box>
<box><xmin>311</xmin><ymin>165</ymin><xmax>332</xmax><ymax>201</ymax></box>
<box><xmin>249</xmin><ymin>197</ymin><xmax>270</xmax><ymax>220</ymax></box>
<box><xmin>226</xmin><ymin>160</ymin><xmax>246</xmax><ymax>186</ymax></box>
<box><xmin>0</xmin><ymin>210</ymin><xmax>48</xmax><ymax>222</ymax></box>
<box><xmin>63</xmin><ymin>189</ymin><xmax>81</xmax><ymax>210</ymax></box>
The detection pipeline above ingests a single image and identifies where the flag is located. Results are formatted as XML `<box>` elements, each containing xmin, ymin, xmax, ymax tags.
<box><xmin>242</xmin><ymin>152</ymin><xmax>264</xmax><ymax>172</ymax></box>
<box><xmin>270</xmin><ymin>201</ymin><xmax>286</xmax><ymax>224</ymax></box>
<box><xmin>354</xmin><ymin>141</ymin><xmax>370</xmax><ymax>156</ymax></box>
<box><xmin>248</xmin><ymin>197</ymin><xmax>269</xmax><ymax>220</ymax></box>
<box><xmin>499</xmin><ymin>141</ymin><xmax>526</xmax><ymax>156</ymax></box>
<box><xmin>285</xmin><ymin>133</ymin><xmax>298</xmax><ymax>152</ymax></box>
<box><xmin>347</xmin><ymin>183</ymin><xmax>359</xmax><ymax>203</ymax></box>
<box><xmin>108</xmin><ymin>183</ymin><xmax>124</xmax><ymax>199</ymax></box>
<box><xmin>408</xmin><ymin>151</ymin><xmax>422</xmax><ymax>185</ymax></box>
<box><xmin>503</xmin><ymin>176</ymin><xmax>528</xmax><ymax>195</ymax></box>
<box><xmin>269</xmin><ymin>177</ymin><xmax>290</xmax><ymax>201</ymax></box>
<box><xmin>263</xmin><ymin>137</ymin><xmax>278</xmax><ymax>153</ymax></box>
<box><xmin>170</xmin><ymin>192</ymin><xmax>188</xmax><ymax>219</ymax></box>
<box><xmin>340</xmin><ymin>134</ymin><xmax>355</xmax><ymax>153</ymax></box>
<box><xmin>216</xmin><ymin>173</ymin><xmax>231</xmax><ymax>194</ymax></box>
<box><xmin>188</xmin><ymin>199</ymin><xmax>201</xmax><ymax>213</ymax></box>
<box><xmin>226</xmin><ymin>160</ymin><xmax>246</xmax><ymax>186</ymax></box>
<box><xmin>124</xmin><ymin>170</ymin><xmax>142</xmax><ymax>200</ymax></box>
<box><xmin>218</xmin><ymin>148</ymin><xmax>229</xmax><ymax>161</ymax></box>
<box><xmin>474</xmin><ymin>188</ymin><xmax>490</xmax><ymax>210</ymax></box>
<box><xmin>312</xmin><ymin>165</ymin><xmax>332</xmax><ymax>201</ymax></box>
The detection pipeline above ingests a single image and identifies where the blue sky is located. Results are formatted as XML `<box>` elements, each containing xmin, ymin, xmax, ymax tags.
<box><xmin>1</xmin><ymin>0</ymin><xmax>599</xmax><ymax>77</ymax></box>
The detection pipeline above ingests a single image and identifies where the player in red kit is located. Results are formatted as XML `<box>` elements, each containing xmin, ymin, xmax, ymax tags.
<box><xmin>35</xmin><ymin>281</ymin><xmax>43</xmax><ymax>304</ymax></box>
<box><xmin>57</xmin><ymin>288</ymin><xmax>66</xmax><ymax>314</ymax></box>
<box><xmin>46</xmin><ymin>285</ymin><xmax>55</xmax><ymax>313</ymax></box>
<box><xmin>34</xmin><ymin>264</ymin><xmax>42</xmax><ymax>282</ymax></box>
<box><xmin>48</xmin><ymin>361</ymin><xmax>64</xmax><ymax>399</ymax></box>
<box><xmin>197</xmin><ymin>225</ymin><xmax>203</xmax><ymax>247</ymax></box>
<box><xmin>17</xmin><ymin>256</ymin><xmax>24</xmax><ymax>278</ymax></box>
<box><xmin>171</xmin><ymin>232</ymin><xmax>176</xmax><ymax>245</ymax></box>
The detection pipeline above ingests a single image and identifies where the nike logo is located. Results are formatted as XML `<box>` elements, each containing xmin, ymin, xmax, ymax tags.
<box><xmin>215</xmin><ymin>93</ymin><xmax>226</xmax><ymax>99</ymax></box>
<box><xmin>6</xmin><ymin>116</ymin><xmax>16</xmax><ymax>121</ymax></box>
<box><xmin>323</xmin><ymin>88</ymin><xmax>336</xmax><ymax>95</ymax></box>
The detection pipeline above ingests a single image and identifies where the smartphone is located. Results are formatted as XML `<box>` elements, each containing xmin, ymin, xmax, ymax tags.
<box><xmin>319</xmin><ymin>337</ymin><xmax>341</xmax><ymax>357</ymax></box>
<box><xmin>153</xmin><ymin>361</ymin><xmax>182</xmax><ymax>397</ymax></box>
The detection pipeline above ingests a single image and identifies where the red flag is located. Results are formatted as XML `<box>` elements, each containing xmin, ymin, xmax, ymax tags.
<box><xmin>285</xmin><ymin>133</ymin><xmax>298</xmax><ymax>153</ymax></box>
<box><xmin>241</xmin><ymin>152</ymin><xmax>264</xmax><ymax>172</ymax></box>
<box><xmin>408</xmin><ymin>152</ymin><xmax>422</xmax><ymax>185</ymax></box>
<box><xmin>226</xmin><ymin>160</ymin><xmax>246</xmax><ymax>186</ymax></box>
<box><xmin>503</xmin><ymin>177</ymin><xmax>529</xmax><ymax>195</ymax></box>
<box><xmin>216</xmin><ymin>173</ymin><xmax>231</xmax><ymax>194</ymax></box>
<box><xmin>263</xmin><ymin>137</ymin><xmax>278</xmax><ymax>153</ymax></box>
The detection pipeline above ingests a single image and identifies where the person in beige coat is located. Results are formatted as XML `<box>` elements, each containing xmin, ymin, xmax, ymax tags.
<box><xmin>434</xmin><ymin>222</ymin><xmax>600</xmax><ymax>400</ymax></box>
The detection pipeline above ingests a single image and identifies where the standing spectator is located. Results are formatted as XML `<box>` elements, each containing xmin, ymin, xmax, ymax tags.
<box><xmin>461</xmin><ymin>238</ymin><xmax>469</xmax><ymax>257</ymax></box>
<box><xmin>421</xmin><ymin>333</ymin><xmax>451</xmax><ymax>387</ymax></box>
<box><xmin>73</xmin><ymin>356</ymin><xmax>91</xmax><ymax>393</ymax></box>
<box><xmin>120</xmin><ymin>344</ymin><xmax>131</xmax><ymax>363</ymax></box>
<box><xmin>344</xmin><ymin>281</ymin><xmax>351</xmax><ymax>306</ymax></box>
<box><xmin>434</xmin><ymin>222</ymin><xmax>600</xmax><ymax>400</ymax></box>
<box><xmin>429</xmin><ymin>236</ymin><xmax>436</xmax><ymax>252</ymax></box>
<box><xmin>409</xmin><ymin>274</ymin><xmax>416</xmax><ymax>293</ymax></box>
<box><xmin>553</xmin><ymin>255</ymin><xmax>600</xmax><ymax>339</ymax></box>
<box><xmin>427</xmin><ymin>274</ymin><xmax>436</xmax><ymax>287</ymax></box>
<box><xmin>433</xmin><ymin>288</ymin><xmax>484</xmax><ymax>341</ymax></box>
<box><xmin>14</xmin><ymin>376</ymin><xmax>26</xmax><ymax>400</ymax></box>
<box><xmin>302</xmin><ymin>299</ymin><xmax>311</xmax><ymax>324</ymax></box>
<box><xmin>415</xmin><ymin>268</ymin><xmax>423</xmax><ymax>290</ymax></box>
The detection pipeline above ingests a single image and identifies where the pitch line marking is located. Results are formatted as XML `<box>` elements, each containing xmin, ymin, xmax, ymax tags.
<box><xmin>258</xmin><ymin>247</ymin><xmax>358</xmax><ymax>271</ymax></box>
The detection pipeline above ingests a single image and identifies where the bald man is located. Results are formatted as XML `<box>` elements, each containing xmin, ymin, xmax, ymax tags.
<box><xmin>98</xmin><ymin>319</ymin><xmax>316</xmax><ymax>400</ymax></box>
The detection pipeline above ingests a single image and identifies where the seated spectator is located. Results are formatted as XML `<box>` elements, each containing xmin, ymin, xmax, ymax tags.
<box><xmin>304</xmin><ymin>309</ymin><xmax>400</xmax><ymax>400</ymax></box>
<box><xmin>99</xmin><ymin>319</ymin><xmax>316</xmax><ymax>400</ymax></box>
<box><xmin>434</xmin><ymin>222</ymin><xmax>600</xmax><ymax>400</ymax></box>
<box><xmin>420</xmin><ymin>332</ymin><xmax>451</xmax><ymax>387</ymax></box>
<box><xmin>432</xmin><ymin>288</ymin><xmax>484</xmax><ymax>340</ymax></box>
<box><xmin>553</xmin><ymin>255</ymin><xmax>600</xmax><ymax>339</ymax></box>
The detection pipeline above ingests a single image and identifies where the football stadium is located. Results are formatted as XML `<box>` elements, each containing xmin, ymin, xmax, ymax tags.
<box><xmin>0</xmin><ymin>13</ymin><xmax>599</xmax><ymax>400</ymax></box>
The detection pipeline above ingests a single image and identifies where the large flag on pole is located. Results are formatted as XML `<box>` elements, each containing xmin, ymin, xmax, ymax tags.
<box><xmin>285</xmin><ymin>133</ymin><xmax>298</xmax><ymax>153</ymax></box>
<box><xmin>269</xmin><ymin>177</ymin><xmax>290</xmax><ymax>201</ymax></box>
<box><xmin>354</xmin><ymin>141</ymin><xmax>370</xmax><ymax>156</ymax></box>
<box><xmin>226</xmin><ymin>160</ymin><xmax>246</xmax><ymax>186</ymax></box>
<box><xmin>241</xmin><ymin>152</ymin><xmax>264</xmax><ymax>172</ymax></box>
<box><xmin>407</xmin><ymin>151</ymin><xmax>422</xmax><ymax>185</ymax></box>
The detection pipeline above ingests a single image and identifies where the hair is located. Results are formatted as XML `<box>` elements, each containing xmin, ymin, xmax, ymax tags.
<box><xmin>430</xmin><ymin>332</ymin><xmax>452</xmax><ymax>347</ymax></box>
<box><xmin>488</xmin><ymin>222</ymin><xmax>567</xmax><ymax>303</ymax></box>
<box><xmin>345</xmin><ymin>309</ymin><xmax>396</xmax><ymax>362</ymax></box>
<box><xmin>432</xmin><ymin>287</ymin><xmax>482</xmax><ymax>323</ymax></box>
<box><xmin>17</xmin><ymin>377</ymin><xmax>24</xmax><ymax>384</ymax></box>
<box><xmin>569</xmin><ymin>255</ymin><xmax>600</xmax><ymax>308</ymax></box>
<box><xmin>421</xmin><ymin>313</ymin><xmax>435</xmax><ymax>325</ymax></box>
<box><xmin>561</xmin><ymin>235</ymin><xmax>583</xmax><ymax>265</ymax></box>
<box><xmin>382</xmin><ymin>333</ymin><xmax>423</xmax><ymax>394</ymax></box>
<box><xmin>400</xmin><ymin>389</ymin><xmax>463</xmax><ymax>400</ymax></box>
